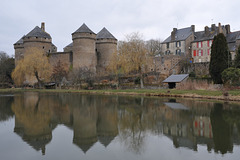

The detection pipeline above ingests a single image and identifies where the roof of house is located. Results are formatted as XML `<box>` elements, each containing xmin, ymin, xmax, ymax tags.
<box><xmin>226</xmin><ymin>31</ymin><xmax>240</xmax><ymax>43</ymax></box>
<box><xmin>163</xmin><ymin>74</ymin><xmax>189</xmax><ymax>83</ymax></box>
<box><xmin>96</xmin><ymin>27</ymin><xmax>117</xmax><ymax>40</ymax></box>
<box><xmin>192</xmin><ymin>30</ymin><xmax>217</xmax><ymax>42</ymax></box>
<box><xmin>14</xmin><ymin>36</ymin><xmax>25</xmax><ymax>45</ymax></box>
<box><xmin>162</xmin><ymin>27</ymin><xmax>193</xmax><ymax>43</ymax></box>
<box><xmin>73</xmin><ymin>23</ymin><xmax>95</xmax><ymax>34</ymax></box>
<box><xmin>25</xmin><ymin>26</ymin><xmax>51</xmax><ymax>39</ymax></box>
<box><xmin>228</xmin><ymin>42</ymin><xmax>236</xmax><ymax>52</ymax></box>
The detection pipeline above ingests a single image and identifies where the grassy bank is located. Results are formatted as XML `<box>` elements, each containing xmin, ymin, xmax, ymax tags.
<box><xmin>1</xmin><ymin>88</ymin><xmax>240</xmax><ymax>101</ymax></box>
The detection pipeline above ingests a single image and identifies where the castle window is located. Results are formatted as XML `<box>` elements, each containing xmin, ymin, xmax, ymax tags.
<box><xmin>167</xmin><ymin>43</ymin><xmax>169</xmax><ymax>49</ymax></box>
<box><xmin>43</xmin><ymin>46</ymin><xmax>45</xmax><ymax>49</ymax></box>
<box><xmin>36</xmin><ymin>37</ymin><xmax>38</xmax><ymax>39</ymax></box>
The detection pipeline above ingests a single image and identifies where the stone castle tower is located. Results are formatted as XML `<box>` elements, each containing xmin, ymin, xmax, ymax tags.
<box><xmin>14</xmin><ymin>23</ymin><xmax>57</xmax><ymax>65</ymax></box>
<box><xmin>72</xmin><ymin>23</ymin><xmax>97</xmax><ymax>72</ymax></box>
<box><xmin>96</xmin><ymin>27</ymin><xmax>117</xmax><ymax>74</ymax></box>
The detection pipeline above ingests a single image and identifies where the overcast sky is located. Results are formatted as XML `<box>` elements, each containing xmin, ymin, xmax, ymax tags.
<box><xmin>1</xmin><ymin>0</ymin><xmax>240</xmax><ymax>56</ymax></box>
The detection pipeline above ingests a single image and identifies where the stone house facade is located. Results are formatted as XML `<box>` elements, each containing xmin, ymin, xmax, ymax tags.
<box><xmin>14</xmin><ymin>23</ymin><xmax>118</xmax><ymax>80</ymax></box>
<box><xmin>191</xmin><ymin>23</ymin><xmax>230</xmax><ymax>63</ymax></box>
<box><xmin>162</xmin><ymin>25</ymin><xmax>195</xmax><ymax>57</ymax></box>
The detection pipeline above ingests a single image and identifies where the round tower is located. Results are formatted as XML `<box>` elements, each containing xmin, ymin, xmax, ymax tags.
<box><xmin>96</xmin><ymin>27</ymin><xmax>117</xmax><ymax>75</ymax></box>
<box><xmin>14</xmin><ymin>36</ymin><xmax>25</xmax><ymax>65</ymax></box>
<box><xmin>23</xmin><ymin>22</ymin><xmax>52</xmax><ymax>57</ymax></box>
<box><xmin>72</xmin><ymin>23</ymin><xmax>97</xmax><ymax>72</ymax></box>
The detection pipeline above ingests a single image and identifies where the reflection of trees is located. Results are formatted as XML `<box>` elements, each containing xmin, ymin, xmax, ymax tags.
<box><xmin>119</xmin><ymin>106</ymin><xmax>146</xmax><ymax>154</ymax></box>
<box><xmin>210</xmin><ymin>103</ymin><xmax>233</xmax><ymax>154</ymax></box>
<box><xmin>0</xmin><ymin>95</ymin><xmax>14</xmax><ymax>121</ymax></box>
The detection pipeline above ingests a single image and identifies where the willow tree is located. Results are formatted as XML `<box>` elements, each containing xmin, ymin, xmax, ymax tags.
<box><xmin>108</xmin><ymin>33</ymin><xmax>148</xmax><ymax>88</ymax></box>
<box><xmin>12</xmin><ymin>48</ymin><xmax>52</xmax><ymax>87</ymax></box>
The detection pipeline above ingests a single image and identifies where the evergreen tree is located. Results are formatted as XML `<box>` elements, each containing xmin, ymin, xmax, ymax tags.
<box><xmin>234</xmin><ymin>45</ymin><xmax>240</xmax><ymax>68</ymax></box>
<box><xmin>209</xmin><ymin>33</ymin><xmax>231</xmax><ymax>84</ymax></box>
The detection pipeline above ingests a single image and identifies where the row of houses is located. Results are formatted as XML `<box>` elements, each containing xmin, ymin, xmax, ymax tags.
<box><xmin>161</xmin><ymin>23</ymin><xmax>240</xmax><ymax>63</ymax></box>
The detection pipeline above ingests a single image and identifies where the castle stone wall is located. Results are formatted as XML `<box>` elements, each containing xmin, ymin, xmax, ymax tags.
<box><xmin>48</xmin><ymin>52</ymin><xmax>72</xmax><ymax>71</ymax></box>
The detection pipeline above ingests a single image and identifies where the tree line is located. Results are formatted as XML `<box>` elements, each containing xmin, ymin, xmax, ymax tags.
<box><xmin>1</xmin><ymin>32</ymin><xmax>240</xmax><ymax>88</ymax></box>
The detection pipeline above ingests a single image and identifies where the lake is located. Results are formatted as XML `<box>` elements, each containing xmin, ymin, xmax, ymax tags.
<box><xmin>1</xmin><ymin>92</ymin><xmax>240</xmax><ymax>160</ymax></box>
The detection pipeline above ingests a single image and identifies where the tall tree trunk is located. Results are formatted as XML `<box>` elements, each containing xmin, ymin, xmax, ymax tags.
<box><xmin>35</xmin><ymin>71</ymin><xmax>42</xmax><ymax>89</ymax></box>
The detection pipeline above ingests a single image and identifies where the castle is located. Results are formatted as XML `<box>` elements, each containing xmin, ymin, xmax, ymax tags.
<box><xmin>14</xmin><ymin>22</ymin><xmax>118</xmax><ymax>76</ymax></box>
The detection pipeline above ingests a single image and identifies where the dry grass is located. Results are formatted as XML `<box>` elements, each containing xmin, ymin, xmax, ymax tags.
<box><xmin>176</xmin><ymin>79</ymin><xmax>222</xmax><ymax>91</ymax></box>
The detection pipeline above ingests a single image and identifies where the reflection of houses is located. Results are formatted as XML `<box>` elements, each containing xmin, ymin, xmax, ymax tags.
<box><xmin>193</xmin><ymin>116</ymin><xmax>212</xmax><ymax>138</ymax></box>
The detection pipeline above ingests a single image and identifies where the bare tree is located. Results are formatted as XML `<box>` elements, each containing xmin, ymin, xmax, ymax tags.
<box><xmin>108</xmin><ymin>32</ymin><xmax>148</xmax><ymax>88</ymax></box>
<box><xmin>145</xmin><ymin>39</ymin><xmax>162</xmax><ymax>56</ymax></box>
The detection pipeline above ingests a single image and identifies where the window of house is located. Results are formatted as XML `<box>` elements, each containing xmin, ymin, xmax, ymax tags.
<box><xmin>178</xmin><ymin>49</ymin><xmax>181</xmax><ymax>55</ymax></box>
<box><xmin>198</xmin><ymin>42</ymin><xmax>202</xmax><ymax>48</ymax></box>
<box><xmin>175</xmin><ymin>41</ymin><xmax>181</xmax><ymax>47</ymax></box>
<box><xmin>167</xmin><ymin>43</ymin><xmax>169</xmax><ymax>49</ymax></box>
<box><xmin>193</xmin><ymin>50</ymin><xmax>196</xmax><ymax>56</ymax></box>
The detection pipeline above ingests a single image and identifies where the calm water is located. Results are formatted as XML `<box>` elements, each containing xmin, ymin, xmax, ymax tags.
<box><xmin>1</xmin><ymin>92</ymin><xmax>240</xmax><ymax>160</ymax></box>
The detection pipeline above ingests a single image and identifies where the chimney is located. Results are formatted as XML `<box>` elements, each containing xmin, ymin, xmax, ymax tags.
<box><xmin>171</xmin><ymin>28</ymin><xmax>177</xmax><ymax>41</ymax></box>
<box><xmin>191</xmin><ymin>25</ymin><xmax>195</xmax><ymax>32</ymax></box>
<box><xmin>204</xmin><ymin>26</ymin><xmax>210</xmax><ymax>36</ymax></box>
<box><xmin>225</xmin><ymin>24</ymin><xmax>231</xmax><ymax>34</ymax></box>
<box><xmin>211</xmin><ymin>24</ymin><xmax>216</xmax><ymax>32</ymax></box>
<box><xmin>218</xmin><ymin>23</ymin><xmax>223</xmax><ymax>33</ymax></box>
<box><xmin>41</xmin><ymin>22</ymin><xmax>45</xmax><ymax>32</ymax></box>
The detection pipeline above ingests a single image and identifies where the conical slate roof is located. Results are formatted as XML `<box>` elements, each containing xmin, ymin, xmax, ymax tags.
<box><xmin>73</xmin><ymin>23</ymin><xmax>95</xmax><ymax>34</ymax></box>
<box><xmin>25</xmin><ymin>26</ymin><xmax>51</xmax><ymax>39</ymax></box>
<box><xmin>14</xmin><ymin>35</ymin><xmax>25</xmax><ymax>45</ymax></box>
<box><xmin>96</xmin><ymin>27</ymin><xmax>117</xmax><ymax>40</ymax></box>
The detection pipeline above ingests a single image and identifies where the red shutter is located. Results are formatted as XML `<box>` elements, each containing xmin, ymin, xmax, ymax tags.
<box><xmin>201</xmin><ymin>50</ymin><xmax>203</xmax><ymax>56</ymax></box>
<box><xmin>197</xmin><ymin>50</ymin><xmax>199</xmax><ymax>56</ymax></box>
<box><xmin>201</xmin><ymin>42</ymin><xmax>203</xmax><ymax>48</ymax></box>
<box><xmin>194</xmin><ymin>50</ymin><xmax>196</xmax><ymax>56</ymax></box>
<box><xmin>197</xmin><ymin>42</ymin><xmax>199</xmax><ymax>48</ymax></box>
<box><xmin>207</xmin><ymin>41</ymin><xmax>209</xmax><ymax>47</ymax></box>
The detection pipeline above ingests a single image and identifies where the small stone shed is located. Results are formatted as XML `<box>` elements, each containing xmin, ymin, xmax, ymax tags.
<box><xmin>163</xmin><ymin>74</ymin><xmax>189</xmax><ymax>89</ymax></box>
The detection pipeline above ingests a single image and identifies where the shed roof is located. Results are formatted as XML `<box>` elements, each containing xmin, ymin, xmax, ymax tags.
<box><xmin>163</xmin><ymin>74</ymin><xmax>189</xmax><ymax>83</ymax></box>
<box><xmin>162</xmin><ymin>27</ymin><xmax>193</xmax><ymax>43</ymax></box>
<box><xmin>25</xmin><ymin>26</ymin><xmax>51</xmax><ymax>39</ymax></box>
<box><xmin>164</xmin><ymin>102</ymin><xmax>189</xmax><ymax>110</ymax></box>
<box><xmin>73</xmin><ymin>23</ymin><xmax>95</xmax><ymax>34</ymax></box>
<box><xmin>96</xmin><ymin>27</ymin><xmax>117</xmax><ymax>40</ymax></box>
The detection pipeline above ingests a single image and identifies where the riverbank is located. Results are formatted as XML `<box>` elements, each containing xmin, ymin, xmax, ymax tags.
<box><xmin>1</xmin><ymin>88</ymin><xmax>240</xmax><ymax>101</ymax></box>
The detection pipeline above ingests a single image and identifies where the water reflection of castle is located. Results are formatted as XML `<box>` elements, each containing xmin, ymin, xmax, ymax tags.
<box><xmin>3</xmin><ymin>93</ymin><xmax>240</xmax><ymax>155</ymax></box>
